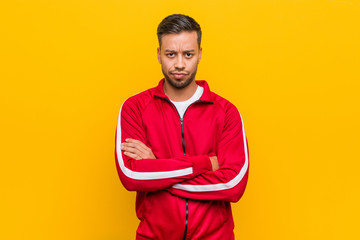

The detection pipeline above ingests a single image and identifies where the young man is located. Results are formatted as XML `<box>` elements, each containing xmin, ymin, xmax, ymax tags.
<box><xmin>115</xmin><ymin>14</ymin><xmax>249</xmax><ymax>240</ymax></box>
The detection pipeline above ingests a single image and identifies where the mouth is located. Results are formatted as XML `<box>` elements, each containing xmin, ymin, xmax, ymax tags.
<box><xmin>171</xmin><ymin>72</ymin><xmax>188</xmax><ymax>79</ymax></box>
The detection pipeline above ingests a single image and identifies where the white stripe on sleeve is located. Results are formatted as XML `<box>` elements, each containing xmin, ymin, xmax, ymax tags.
<box><xmin>116</xmin><ymin>102</ymin><xmax>193</xmax><ymax>180</ymax></box>
<box><xmin>172</xmin><ymin>111</ymin><xmax>249</xmax><ymax>192</ymax></box>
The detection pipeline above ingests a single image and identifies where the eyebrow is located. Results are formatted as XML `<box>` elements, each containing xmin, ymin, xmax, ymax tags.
<box><xmin>165</xmin><ymin>49</ymin><xmax>195</xmax><ymax>53</ymax></box>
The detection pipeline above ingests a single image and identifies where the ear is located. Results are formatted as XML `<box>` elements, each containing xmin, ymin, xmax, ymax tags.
<box><xmin>198</xmin><ymin>47</ymin><xmax>202</xmax><ymax>64</ymax></box>
<box><xmin>157</xmin><ymin>47</ymin><xmax>161</xmax><ymax>64</ymax></box>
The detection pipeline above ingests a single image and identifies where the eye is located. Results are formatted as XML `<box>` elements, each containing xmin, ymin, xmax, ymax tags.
<box><xmin>185</xmin><ymin>52</ymin><xmax>193</xmax><ymax>58</ymax></box>
<box><xmin>166</xmin><ymin>52</ymin><xmax>175</xmax><ymax>57</ymax></box>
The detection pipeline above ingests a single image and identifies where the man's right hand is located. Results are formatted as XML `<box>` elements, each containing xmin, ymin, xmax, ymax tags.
<box><xmin>121</xmin><ymin>138</ymin><xmax>156</xmax><ymax>160</ymax></box>
<box><xmin>209</xmin><ymin>156</ymin><xmax>219</xmax><ymax>171</ymax></box>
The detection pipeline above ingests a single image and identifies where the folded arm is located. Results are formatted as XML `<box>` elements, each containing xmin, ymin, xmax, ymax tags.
<box><xmin>167</xmin><ymin>104</ymin><xmax>249</xmax><ymax>202</ymax></box>
<box><xmin>115</xmin><ymin>99</ymin><xmax>213</xmax><ymax>192</ymax></box>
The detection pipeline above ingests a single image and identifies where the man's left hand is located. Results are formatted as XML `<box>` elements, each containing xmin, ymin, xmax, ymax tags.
<box><xmin>121</xmin><ymin>138</ymin><xmax>156</xmax><ymax>160</ymax></box>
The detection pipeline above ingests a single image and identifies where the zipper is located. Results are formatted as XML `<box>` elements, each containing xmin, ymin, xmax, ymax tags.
<box><xmin>154</xmin><ymin>96</ymin><xmax>212</xmax><ymax>240</ymax></box>
<box><xmin>173</xmin><ymin>100</ymin><xmax>199</xmax><ymax>240</ymax></box>
<box><xmin>183</xmin><ymin>199</ymin><xmax>189</xmax><ymax>240</ymax></box>
<box><xmin>180</xmin><ymin>118</ymin><xmax>185</xmax><ymax>156</ymax></box>
<box><xmin>179</xmin><ymin>113</ymin><xmax>188</xmax><ymax>240</ymax></box>
<box><xmin>155</xmin><ymin>97</ymin><xmax>207</xmax><ymax>155</ymax></box>
<box><xmin>160</xmin><ymin>97</ymin><xmax>190</xmax><ymax>239</ymax></box>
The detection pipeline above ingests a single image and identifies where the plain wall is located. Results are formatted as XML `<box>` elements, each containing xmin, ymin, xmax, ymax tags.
<box><xmin>1</xmin><ymin>0</ymin><xmax>359</xmax><ymax>239</ymax></box>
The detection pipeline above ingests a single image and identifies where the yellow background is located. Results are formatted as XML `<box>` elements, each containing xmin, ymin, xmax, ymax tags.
<box><xmin>1</xmin><ymin>0</ymin><xmax>359</xmax><ymax>239</ymax></box>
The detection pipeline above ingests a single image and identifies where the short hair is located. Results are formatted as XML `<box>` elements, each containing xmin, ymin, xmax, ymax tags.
<box><xmin>157</xmin><ymin>14</ymin><xmax>202</xmax><ymax>49</ymax></box>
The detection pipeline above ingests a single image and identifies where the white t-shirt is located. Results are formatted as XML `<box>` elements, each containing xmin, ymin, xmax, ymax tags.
<box><xmin>170</xmin><ymin>85</ymin><xmax>204</xmax><ymax>119</ymax></box>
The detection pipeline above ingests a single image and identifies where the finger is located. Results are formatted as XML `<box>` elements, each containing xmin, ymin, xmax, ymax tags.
<box><xmin>126</xmin><ymin>139</ymin><xmax>152</xmax><ymax>152</ymax></box>
<box><xmin>124</xmin><ymin>139</ymin><xmax>155</xmax><ymax>159</ymax></box>
<box><xmin>123</xmin><ymin>142</ymin><xmax>149</xmax><ymax>155</ymax></box>
<box><xmin>122</xmin><ymin>144</ymin><xmax>143</xmax><ymax>157</ymax></box>
<box><xmin>122</xmin><ymin>143</ymin><xmax>150</xmax><ymax>159</ymax></box>
<box><xmin>122</xmin><ymin>142</ymin><xmax>145</xmax><ymax>154</ymax></box>
<box><xmin>123</xmin><ymin>151</ymin><xmax>140</xmax><ymax>160</ymax></box>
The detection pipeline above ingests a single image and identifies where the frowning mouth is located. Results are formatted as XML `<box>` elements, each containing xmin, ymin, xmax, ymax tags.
<box><xmin>171</xmin><ymin>72</ymin><xmax>188</xmax><ymax>75</ymax></box>
<box><xmin>171</xmin><ymin>71</ymin><xmax>189</xmax><ymax>79</ymax></box>
<box><xmin>172</xmin><ymin>73</ymin><xmax>187</xmax><ymax>79</ymax></box>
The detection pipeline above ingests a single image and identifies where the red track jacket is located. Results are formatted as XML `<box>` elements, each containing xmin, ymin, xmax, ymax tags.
<box><xmin>115</xmin><ymin>79</ymin><xmax>249</xmax><ymax>240</ymax></box>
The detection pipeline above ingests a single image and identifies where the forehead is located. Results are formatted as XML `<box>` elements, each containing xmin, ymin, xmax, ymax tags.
<box><xmin>160</xmin><ymin>31</ymin><xmax>198</xmax><ymax>49</ymax></box>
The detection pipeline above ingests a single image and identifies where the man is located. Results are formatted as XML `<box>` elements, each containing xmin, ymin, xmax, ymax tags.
<box><xmin>115</xmin><ymin>14</ymin><xmax>249</xmax><ymax>240</ymax></box>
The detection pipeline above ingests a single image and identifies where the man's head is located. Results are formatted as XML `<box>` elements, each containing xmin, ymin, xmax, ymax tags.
<box><xmin>157</xmin><ymin>14</ymin><xmax>202</xmax><ymax>89</ymax></box>
<box><xmin>157</xmin><ymin>14</ymin><xmax>202</xmax><ymax>49</ymax></box>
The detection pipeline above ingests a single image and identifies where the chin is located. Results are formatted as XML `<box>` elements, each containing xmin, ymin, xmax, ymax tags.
<box><xmin>169</xmin><ymin>77</ymin><xmax>193</xmax><ymax>89</ymax></box>
<box><xmin>162</xmin><ymin>68</ymin><xmax>197</xmax><ymax>89</ymax></box>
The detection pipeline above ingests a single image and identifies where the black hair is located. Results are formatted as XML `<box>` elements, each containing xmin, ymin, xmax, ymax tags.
<box><xmin>157</xmin><ymin>14</ymin><xmax>202</xmax><ymax>48</ymax></box>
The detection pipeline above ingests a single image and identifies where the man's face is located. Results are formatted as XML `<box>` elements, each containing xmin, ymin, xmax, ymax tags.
<box><xmin>157</xmin><ymin>31</ymin><xmax>202</xmax><ymax>89</ymax></box>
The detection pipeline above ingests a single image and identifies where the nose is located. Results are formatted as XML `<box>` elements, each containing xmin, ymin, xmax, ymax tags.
<box><xmin>174</xmin><ymin>55</ymin><xmax>185</xmax><ymax>70</ymax></box>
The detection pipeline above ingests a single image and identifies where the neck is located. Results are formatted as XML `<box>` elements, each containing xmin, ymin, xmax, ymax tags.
<box><xmin>163</xmin><ymin>80</ymin><xmax>198</xmax><ymax>102</ymax></box>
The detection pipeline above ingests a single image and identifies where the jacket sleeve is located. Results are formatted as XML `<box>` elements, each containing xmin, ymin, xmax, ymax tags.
<box><xmin>115</xmin><ymin>98</ymin><xmax>212</xmax><ymax>192</ymax></box>
<box><xmin>167</xmin><ymin>104</ymin><xmax>249</xmax><ymax>202</ymax></box>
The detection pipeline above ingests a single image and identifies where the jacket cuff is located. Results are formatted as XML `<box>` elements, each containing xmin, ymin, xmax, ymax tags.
<box><xmin>191</xmin><ymin>155</ymin><xmax>212</xmax><ymax>176</ymax></box>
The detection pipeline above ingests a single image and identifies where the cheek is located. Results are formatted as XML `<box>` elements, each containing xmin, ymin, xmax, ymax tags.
<box><xmin>161</xmin><ymin>59</ymin><xmax>174</xmax><ymax>70</ymax></box>
<box><xmin>188</xmin><ymin>59</ymin><xmax>199</xmax><ymax>70</ymax></box>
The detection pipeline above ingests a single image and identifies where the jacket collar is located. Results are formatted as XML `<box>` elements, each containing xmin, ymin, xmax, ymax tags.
<box><xmin>153</xmin><ymin>78</ymin><xmax>214</xmax><ymax>103</ymax></box>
